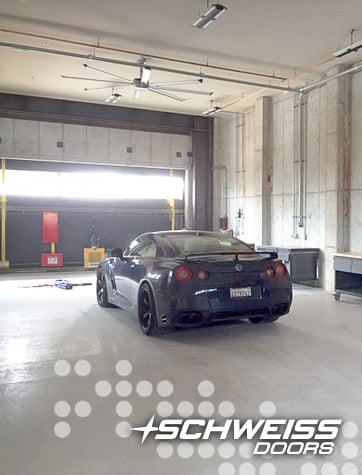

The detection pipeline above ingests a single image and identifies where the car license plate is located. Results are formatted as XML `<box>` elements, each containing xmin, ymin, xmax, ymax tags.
<box><xmin>230</xmin><ymin>286</ymin><xmax>252</xmax><ymax>298</ymax></box>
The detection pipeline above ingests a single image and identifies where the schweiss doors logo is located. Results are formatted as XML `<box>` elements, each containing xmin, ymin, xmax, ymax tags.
<box><xmin>132</xmin><ymin>416</ymin><xmax>342</xmax><ymax>456</ymax></box>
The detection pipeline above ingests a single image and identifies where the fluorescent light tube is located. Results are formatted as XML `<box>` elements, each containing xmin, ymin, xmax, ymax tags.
<box><xmin>333</xmin><ymin>40</ymin><xmax>362</xmax><ymax>58</ymax></box>
<box><xmin>193</xmin><ymin>4</ymin><xmax>227</xmax><ymax>29</ymax></box>
<box><xmin>202</xmin><ymin>106</ymin><xmax>221</xmax><ymax>116</ymax></box>
<box><xmin>141</xmin><ymin>66</ymin><xmax>152</xmax><ymax>84</ymax></box>
<box><xmin>105</xmin><ymin>93</ymin><xmax>121</xmax><ymax>104</ymax></box>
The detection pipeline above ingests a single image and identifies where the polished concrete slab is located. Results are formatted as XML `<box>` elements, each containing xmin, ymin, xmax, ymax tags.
<box><xmin>0</xmin><ymin>271</ymin><xmax>361</xmax><ymax>475</ymax></box>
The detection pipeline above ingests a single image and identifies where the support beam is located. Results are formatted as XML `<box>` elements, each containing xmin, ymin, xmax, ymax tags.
<box><xmin>324</xmin><ymin>66</ymin><xmax>352</xmax><ymax>290</ymax></box>
<box><xmin>255</xmin><ymin>96</ymin><xmax>273</xmax><ymax>244</ymax></box>
<box><xmin>192</xmin><ymin>118</ymin><xmax>214</xmax><ymax>230</ymax></box>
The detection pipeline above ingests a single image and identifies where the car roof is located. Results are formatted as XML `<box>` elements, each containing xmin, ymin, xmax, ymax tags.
<box><xmin>145</xmin><ymin>230</ymin><xmax>233</xmax><ymax>239</ymax></box>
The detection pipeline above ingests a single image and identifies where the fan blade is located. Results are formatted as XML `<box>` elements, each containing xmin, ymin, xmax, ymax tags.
<box><xmin>83</xmin><ymin>63</ymin><xmax>132</xmax><ymax>82</ymax></box>
<box><xmin>152</xmin><ymin>86</ymin><xmax>213</xmax><ymax>96</ymax></box>
<box><xmin>148</xmin><ymin>87</ymin><xmax>186</xmax><ymax>102</ymax></box>
<box><xmin>61</xmin><ymin>75</ymin><xmax>130</xmax><ymax>84</ymax></box>
<box><xmin>84</xmin><ymin>86</ymin><xmax>114</xmax><ymax>91</ymax></box>
<box><xmin>150</xmin><ymin>79</ymin><xmax>203</xmax><ymax>87</ymax></box>
<box><xmin>84</xmin><ymin>84</ymin><xmax>131</xmax><ymax>91</ymax></box>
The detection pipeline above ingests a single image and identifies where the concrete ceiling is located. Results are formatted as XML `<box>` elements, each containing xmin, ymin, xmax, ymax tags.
<box><xmin>0</xmin><ymin>0</ymin><xmax>361</xmax><ymax>115</ymax></box>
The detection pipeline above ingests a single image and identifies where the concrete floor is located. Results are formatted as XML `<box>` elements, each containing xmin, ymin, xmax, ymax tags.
<box><xmin>0</xmin><ymin>271</ymin><xmax>361</xmax><ymax>475</ymax></box>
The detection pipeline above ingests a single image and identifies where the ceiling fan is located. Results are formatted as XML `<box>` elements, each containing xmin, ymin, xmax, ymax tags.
<box><xmin>61</xmin><ymin>62</ymin><xmax>213</xmax><ymax>103</ymax></box>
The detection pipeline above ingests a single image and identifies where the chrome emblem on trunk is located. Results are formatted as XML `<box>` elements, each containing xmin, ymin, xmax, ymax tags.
<box><xmin>235</xmin><ymin>264</ymin><xmax>243</xmax><ymax>272</ymax></box>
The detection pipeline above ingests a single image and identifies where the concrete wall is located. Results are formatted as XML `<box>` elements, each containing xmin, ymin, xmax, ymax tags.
<box><xmin>351</xmin><ymin>70</ymin><xmax>362</xmax><ymax>250</ymax></box>
<box><xmin>214</xmin><ymin>65</ymin><xmax>362</xmax><ymax>291</ymax></box>
<box><xmin>0</xmin><ymin>118</ymin><xmax>192</xmax><ymax>169</ymax></box>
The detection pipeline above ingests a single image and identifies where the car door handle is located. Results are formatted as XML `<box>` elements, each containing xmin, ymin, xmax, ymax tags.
<box><xmin>130</xmin><ymin>264</ymin><xmax>135</xmax><ymax>269</ymax></box>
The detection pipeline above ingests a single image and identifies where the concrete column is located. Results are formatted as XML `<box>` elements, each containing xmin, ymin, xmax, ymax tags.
<box><xmin>184</xmin><ymin>163</ymin><xmax>194</xmax><ymax>230</ymax></box>
<box><xmin>255</xmin><ymin>96</ymin><xmax>273</xmax><ymax>244</ymax></box>
<box><xmin>325</xmin><ymin>66</ymin><xmax>352</xmax><ymax>290</ymax></box>
<box><xmin>192</xmin><ymin>118</ymin><xmax>214</xmax><ymax>231</ymax></box>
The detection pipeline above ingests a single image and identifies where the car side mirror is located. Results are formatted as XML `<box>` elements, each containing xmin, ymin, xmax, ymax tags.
<box><xmin>111</xmin><ymin>248</ymin><xmax>123</xmax><ymax>259</ymax></box>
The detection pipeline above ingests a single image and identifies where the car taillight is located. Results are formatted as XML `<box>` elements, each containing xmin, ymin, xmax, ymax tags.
<box><xmin>197</xmin><ymin>270</ymin><xmax>209</xmax><ymax>281</ymax></box>
<box><xmin>266</xmin><ymin>267</ymin><xmax>275</xmax><ymax>278</ymax></box>
<box><xmin>276</xmin><ymin>262</ymin><xmax>286</xmax><ymax>277</ymax></box>
<box><xmin>175</xmin><ymin>266</ymin><xmax>193</xmax><ymax>282</ymax></box>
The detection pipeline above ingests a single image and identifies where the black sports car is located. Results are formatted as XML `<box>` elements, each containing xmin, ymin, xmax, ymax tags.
<box><xmin>96</xmin><ymin>231</ymin><xmax>292</xmax><ymax>335</ymax></box>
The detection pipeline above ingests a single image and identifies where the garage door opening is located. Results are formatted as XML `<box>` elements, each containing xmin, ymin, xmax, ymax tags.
<box><xmin>1</xmin><ymin>160</ymin><xmax>185</xmax><ymax>268</ymax></box>
<box><xmin>2</xmin><ymin>169</ymin><xmax>184</xmax><ymax>201</ymax></box>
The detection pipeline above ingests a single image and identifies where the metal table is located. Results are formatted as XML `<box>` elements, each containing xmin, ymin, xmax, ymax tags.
<box><xmin>334</xmin><ymin>252</ymin><xmax>362</xmax><ymax>301</ymax></box>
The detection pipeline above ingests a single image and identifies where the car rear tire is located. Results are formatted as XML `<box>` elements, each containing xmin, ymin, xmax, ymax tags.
<box><xmin>97</xmin><ymin>273</ymin><xmax>114</xmax><ymax>308</ymax></box>
<box><xmin>138</xmin><ymin>284</ymin><xmax>171</xmax><ymax>336</ymax></box>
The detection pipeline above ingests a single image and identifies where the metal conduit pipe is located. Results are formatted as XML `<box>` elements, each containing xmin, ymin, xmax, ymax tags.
<box><xmin>302</xmin><ymin>93</ymin><xmax>308</xmax><ymax>241</ymax></box>
<box><xmin>292</xmin><ymin>93</ymin><xmax>307</xmax><ymax>240</ymax></box>
<box><xmin>298</xmin><ymin>93</ymin><xmax>304</xmax><ymax>231</ymax></box>
<box><xmin>235</xmin><ymin>113</ymin><xmax>245</xmax><ymax>237</ymax></box>
<box><xmin>298</xmin><ymin>92</ymin><xmax>308</xmax><ymax>239</ymax></box>
<box><xmin>292</xmin><ymin>99</ymin><xmax>299</xmax><ymax>240</ymax></box>
<box><xmin>299</xmin><ymin>62</ymin><xmax>362</xmax><ymax>93</ymax></box>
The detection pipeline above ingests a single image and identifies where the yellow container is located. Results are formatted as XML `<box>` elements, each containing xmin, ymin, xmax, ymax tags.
<box><xmin>83</xmin><ymin>248</ymin><xmax>106</xmax><ymax>268</ymax></box>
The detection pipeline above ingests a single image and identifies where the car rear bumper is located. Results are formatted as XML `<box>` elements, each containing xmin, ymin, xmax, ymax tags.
<box><xmin>159</xmin><ymin>286</ymin><xmax>292</xmax><ymax>328</ymax></box>
<box><xmin>173</xmin><ymin>303</ymin><xmax>291</xmax><ymax>327</ymax></box>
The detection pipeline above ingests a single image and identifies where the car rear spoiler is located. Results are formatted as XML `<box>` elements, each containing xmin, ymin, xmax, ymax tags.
<box><xmin>257</xmin><ymin>251</ymin><xmax>278</xmax><ymax>260</ymax></box>
<box><xmin>184</xmin><ymin>251</ymin><xmax>278</xmax><ymax>261</ymax></box>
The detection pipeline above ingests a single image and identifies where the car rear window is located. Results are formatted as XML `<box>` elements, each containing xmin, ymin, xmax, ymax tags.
<box><xmin>165</xmin><ymin>234</ymin><xmax>253</xmax><ymax>256</ymax></box>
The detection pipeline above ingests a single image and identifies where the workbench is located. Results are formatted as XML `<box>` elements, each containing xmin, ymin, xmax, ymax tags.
<box><xmin>334</xmin><ymin>252</ymin><xmax>362</xmax><ymax>301</ymax></box>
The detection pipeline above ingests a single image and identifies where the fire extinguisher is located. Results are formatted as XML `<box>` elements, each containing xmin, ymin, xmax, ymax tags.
<box><xmin>219</xmin><ymin>214</ymin><xmax>228</xmax><ymax>230</ymax></box>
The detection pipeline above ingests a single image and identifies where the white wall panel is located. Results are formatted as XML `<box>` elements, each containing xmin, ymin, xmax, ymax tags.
<box><xmin>150</xmin><ymin>132</ymin><xmax>171</xmax><ymax>166</ymax></box>
<box><xmin>305</xmin><ymin>192</ymin><xmax>320</xmax><ymax>244</ymax></box>
<box><xmin>63</xmin><ymin>124</ymin><xmax>86</xmax><ymax>161</ymax></box>
<box><xmin>86</xmin><ymin>126</ymin><xmax>109</xmax><ymax>163</ymax></box>
<box><xmin>271</xmin><ymin>194</ymin><xmax>283</xmax><ymax>244</ymax></box>
<box><xmin>109</xmin><ymin>128</ymin><xmax>131</xmax><ymax>164</ymax></box>
<box><xmin>14</xmin><ymin>120</ymin><xmax>39</xmax><ymax>158</ymax></box>
<box><xmin>0</xmin><ymin>118</ymin><xmax>14</xmax><ymax>155</ymax></box>
<box><xmin>281</xmin><ymin>195</ymin><xmax>295</xmax><ymax>247</ymax></box>
<box><xmin>170</xmin><ymin>134</ymin><xmax>190</xmax><ymax>169</ymax></box>
<box><xmin>129</xmin><ymin>130</ymin><xmax>152</xmax><ymax>165</ymax></box>
<box><xmin>0</xmin><ymin>118</ymin><xmax>188</xmax><ymax>171</ymax></box>
<box><xmin>39</xmin><ymin>122</ymin><xmax>64</xmax><ymax>160</ymax></box>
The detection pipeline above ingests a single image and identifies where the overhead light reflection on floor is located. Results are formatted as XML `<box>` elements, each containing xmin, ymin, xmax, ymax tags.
<box><xmin>4</xmin><ymin>338</ymin><xmax>28</xmax><ymax>365</ymax></box>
